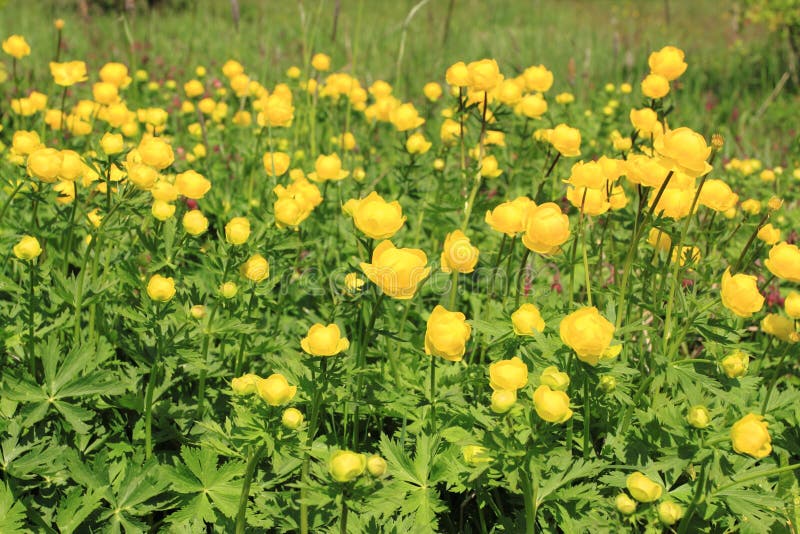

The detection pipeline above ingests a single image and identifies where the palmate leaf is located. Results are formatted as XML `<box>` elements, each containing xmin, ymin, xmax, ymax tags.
<box><xmin>0</xmin><ymin>481</ymin><xmax>26</xmax><ymax>533</ymax></box>
<box><xmin>55</xmin><ymin>487</ymin><xmax>102</xmax><ymax>534</ymax></box>
<box><xmin>166</xmin><ymin>446</ymin><xmax>245</xmax><ymax>524</ymax></box>
<box><xmin>537</xmin><ymin>456</ymin><xmax>605</xmax><ymax>507</ymax></box>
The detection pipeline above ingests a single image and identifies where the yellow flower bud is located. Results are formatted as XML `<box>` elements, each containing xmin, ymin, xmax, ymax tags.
<box><xmin>648</xmin><ymin>46</ymin><xmax>687</xmax><ymax>80</ymax></box>
<box><xmin>490</xmin><ymin>389</ymin><xmax>517</xmax><ymax>414</ymax></box>
<box><xmin>175</xmin><ymin>170</ymin><xmax>211</xmax><ymax>200</ymax></box>
<box><xmin>785</xmin><ymin>292</ymin><xmax>800</xmax><ymax>319</ymax></box>
<box><xmin>522</xmin><ymin>202</ymin><xmax>571</xmax><ymax>255</ymax></box>
<box><xmin>687</xmin><ymin>405</ymin><xmax>711</xmax><ymax>429</ymax></box>
<box><xmin>366</xmin><ymin>454</ymin><xmax>388</xmax><ymax>477</ymax></box>
<box><xmin>615</xmin><ymin>493</ymin><xmax>637</xmax><ymax>515</ymax></box>
<box><xmin>533</xmin><ymin>385</ymin><xmax>573</xmax><ymax>423</ymax></box>
<box><xmin>240</xmin><ymin>254</ymin><xmax>270</xmax><ymax>283</ymax></box>
<box><xmin>190</xmin><ymin>304</ymin><xmax>206</xmax><ymax>319</ymax></box>
<box><xmin>559</xmin><ymin>307</ymin><xmax>619</xmax><ymax>366</ymax></box>
<box><xmin>13</xmin><ymin>235</ymin><xmax>42</xmax><ymax>260</ymax></box>
<box><xmin>540</xmin><ymin>366</ymin><xmax>570</xmax><ymax>391</ymax></box>
<box><xmin>3</xmin><ymin>35</ymin><xmax>31</xmax><ymax>59</ymax></box>
<box><xmin>720</xmin><ymin>268</ymin><xmax>764</xmax><ymax>318</ymax></box>
<box><xmin>641</xmin><ymin>73</ymin><xmax>669</xmax><ymax>99</ymax></box>
<box><xmin>489</xmin><ymin>357</ymin><xmax>528</xmax><ymax>391</ymax></box>
<box><xmin>440</xmin><ymin>230</ymin><xmax>479</xmax><ymax>274</ymax></box>
<box><xmin>225</xmin><ymin>217</ymin><xmax>251</xmax><ymax>245</ymax></box>
<box><xmin>658</xmin><ymin>501</ymin><xmax>684</xmax><ymax>526</ymax></box>
<box><xmin>281</xmin><ymin>407</ymin><xmax>304</xmax><ymax>429</ymax></box>
<box><xmin>461</xmin><ymin>445</ymin><xmax>491</xmax><ymax>465</ymax></box>
<box><xmin>548</xmin><ymin>124</ymin><xmax>581</xmax><ymax>157</ymax></box>
<box><xmin>300</xmin><ymin>323</ymin><xmax>350</xmax><ymax>357</ymax></box>
<box><xmin>256</xmin><ymin>373</ymin><xmax>297</xmax><ymax>406</ymax></box>
<box><xmin>231</xmin><ymin>374</ymin><xmax>260</xmax><ymax>395</ymax></box>
<box><xmin>220</xmin><ymin>281</ymin><xmax>238</xmax><ymax>299</ymax></box>
<box><xmin>146</xmin><ymin>274</ymin><xmax>176</xmax><ymax>302</ymax></box>
<box><xmin>626</xmin><ymin>472</ymin><xmax>662</xmax><ymax>503</ymax></box>
<box><xmin>721</xmin><ymin>350</ymin><xmax>749</xmax><ymax>379</ymax></box>
<box><xmin>182</xmin><ymin>210</ymin><xmax>209</xmax><ymax>236</ymax></box>
<box><xmin>511</xmin><ymin>303</ymin><xmax>545</xmax><ymax>336</ymax></box>
<box><xmin>329</xmin><ymin>450</ymin><xmax>367</xmax><ymax>482</ymax></box>
<box><xmin>137</xmin><ymin>136</ymin><xmax>174</xmax><ymax>170</ymax></box>
<box><xmin>424</xmin><ymin>305</ymin><xmax>471</xmax><ymax>362</ymax></box>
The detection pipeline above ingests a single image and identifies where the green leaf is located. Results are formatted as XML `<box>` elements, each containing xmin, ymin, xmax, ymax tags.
<box><xmin>0</xmin><ymin>482</ymin><xmax>26</xmax><ymax>533</ymax></box>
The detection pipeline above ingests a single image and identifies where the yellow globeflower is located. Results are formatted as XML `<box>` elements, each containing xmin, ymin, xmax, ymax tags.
<box><xmin>489</xmin><ymin>357</ymin><xmax>528</xmax><ymax>391</ymax></box>
<box><xmin>765</xmin><ymin>242</ymin><xmax>800</xmax><ymax>283</ymax></box>
<box><xmin>359</xmin><ymin>240</ymin><xmax>430</xmax><ymax>300</ymax></box>
<box><xmin>511</xmin><ymin>303</ymin><xmax>545</xmax><ymax>336</ymax></box>
<box><xmin>300</xmin><ymin>323</ymin><xmax>350</xmax><ymax>356</ymax></box>
<box><xmin>329</xmin><ymin>450</ymin><xmax>366</xmax><ymax>482</ymax></box>
<box><xmin>225</xmin><ymin>217</ymin><xmax>251</xmax><ymax>245</ymax></box>
<box><xmin>343</xmin><ymin>192</ymin><xmax>406</xmax><ymax>240</ymax></box>
<box><xmin>522</xmin><ymin>202</ymin><xmax>571</xmax><ymax>255</ymax></box>
<box><xmin>2</xmin><ymin>35</ymin><xmax>31</xmax><ymax>59</ymax></box>
<box><xmin>175</xmin><ymin>170</ymin><xmax>211</xmax><ymax>200</ymax></box>
<box><xmin>49</xmin><ymin>61</ymin><xmax>88</xmax><ymax>86</ymax></box>
<box><xmin>626</xmin><ymin>472</ymin><xmax>662</xmax><ymax>503</ymax></box>
<box><xmin>13</xmin><ymin>235</ymin><xmax>42</xmax><ymax>261</ymax></box>
<box><xmin>240</xmin><ymin>254</ymin><xmax>270</xmax><ymax>282</ymax></box>
<box><xmin>256</xmin><ymin>374</ymin><xmax>297</xmax><ymax>406</ymax></box>
<box><xmin>731</xmin><ymin>413</ymin><xmax>771</xmax><ymax>459</ymax></box>
<box><xmin>532</xmin><ymin>385</ymin><xmax>573</xmax><ymax>423</ymax></box>
<box><xmin>440</xmin><ymin>230</ymin><xmax>479</xmax><ymax>274</ymax></box>
<box><xmin>146</xmin><ymin>274</ymin><xmax>176</xmax><ymax>302</ymax></box>
<box><xmin>424</xmin><ymin>305</ymin><xmax>471</xmax><ymax>362</ymax></box>
<box><xmin>720</xmin><ymin>268</ymin><xmax>764</xmax><ymax>318</ymax></box>
<box><xmin>308</xmin><ymin>153</ymin><xmax>349</xmax><ymax>182</ymax></box>
<box><xmin>559</xmin><ymin>307</ymin><xmax>620</xmax><ymax>366</ymax></box>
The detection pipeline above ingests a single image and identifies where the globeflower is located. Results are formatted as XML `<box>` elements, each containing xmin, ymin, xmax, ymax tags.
<box><xmin>648</xmin><ymin>45</ymin><xmax>687</xmax><ymax>81</ymax></box>
<box><xmin>720</xmin><ymin>268</ymin><xmax>764</xmax><ymax>318</ymax></box>
<box><xmin>359</xmin><ymin>240</ymin><xmax>430</xmax><ymax>299</ymax></box>
<box><xmin>343</xmin><ymin>192</ymin><xmax>406</xmax><ymax>239</ymax></box>
<box><xmin>721</xmin><ymin>350</ymin><xmax>749</xmax><ymax>379</ymax></box>
<box><xmin>256</xmin><ymin>374</ymin><xmax>297</xmax><ymax>406</ymax></box>
<box><xmin>467</xmin><ymin>58</ymin><xmax>503</xmax><ymax>92</ymax></box>
<box><xmin>511</xmin><ymin>303</ymin><xmax>545</xmax><ymax>336</ymax></box>
<box><xmin>2</xmin><ymin>35</ymin><xmax>31</xmax><ymax>59</ymax></box>
<box><xmin>424</xmin><ymin>305</ymin><xmax>471</xmax><ymax>362</ymax></box>
<box><xmin>521</xmin><ymin>202</ymin><xmax>570</xmax><ymax>255</ymax></box>
<box><xmin>308</xmin><ymin>153</ymin><xmax>349</xmax><ymax>182</ymax></box>
<box><xmin>440</xmin><ymin>230</ymin><xmax>479</xmax><ymax>274</ymax></box>
<box><xmin>489</xmin><ymin>357</ymin><xmax>528</xmax><ymax>391</ymax></box>
<box><xmin>731</xmin><ymin>413</ymin><xmax>771</xmax><ymax>459</ymax></box>
<box><xmin>522</xmin><ymin>64</ymin><xmax>554</xmax><ymax>92</ymax></box>
<box><xmin>175</xmin><ymin>170</ymin><xmax>211</xmax><ymax>199</ymax></box>
<box><xmin>765</xmin><ymin>242</ymin><xmax>800</xmax><ymax>283</ymax></box>
<box><xmin>225</xmin><ymin>217</ymin><xmax>251</xmax><ymax>245</ymax></box>
<box><xmin>548</xmin><ymin>124</ymin><xmax>581</xmax><ymax>157</ymax></box>
<box><xmin>390</xmin><ymin>102</ymin><xmax>425</xmax><ymax>131</ymax></box>
<box><xmin>532</xmin><ymin>385</ymin><xmax>572</xmax><ymax>423</ymax></box>
<box><xmin>300</xmin><ymin>323</ymin><xmax>350</xmax><ymax>356</ymax></box>
<box><xmin>626</xmin><ymin>472</ymin><xmax>662</xmax><ymax>503</ymax></box>
<box><xmin>559</xmin><ymin>307</ymin><xmax>620</xmax><ymax>366</ymax></box>
<box><xmin>146</xmin><ymin>274</ymin><xmax>176</xmax><ymax>302</ymax></box>
<box><xmin>485</xmin><ymin>197</ymin><xmax>534</xmax><ymax>236</ymax></box>
<box><xmin>654</xmin><ymin>126</ymin><xmax>713</xmax><ymax>178</ymax></box>
<box><xmin>240</xmin><ymin>254</ymin><xmax>270</xmax><ymax>282</ymax></box>
<box><xmin>137</xmin><ymin>136</ymin><xmax>174</xmax><ymax>170</ymax></box>
<box><xmin>50</xmin><ymin>61</ymin><xmax>88</xmax><ymax>86</ymax></box>
<box><xmin>641</xmin><ymin>73</ymin><xmax>669</xmax><ymax>99</ymax></box>
<box><xmin>329</xmin><ymin>450</ymin><xmax>367</xmax><ymax>483</ymax></box>
<box><xmin>13</xmin><ymin>235</ymin><xmax>42</xmax><ymax>261</ymax></box>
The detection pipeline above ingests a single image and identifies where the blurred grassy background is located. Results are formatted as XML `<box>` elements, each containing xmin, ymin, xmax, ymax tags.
<box><xmin>1</xmin><ymin>0</ymin><xmax>798</xmax><ymax>162</ymax></box>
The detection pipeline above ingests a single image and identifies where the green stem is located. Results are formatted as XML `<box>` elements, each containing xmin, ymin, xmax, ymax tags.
<box><xmin>235</xmin><ymin>444</ymin><xmax>266</xmax><ymax>534</ymax></box>
<box><xmin>515</xmin><ymin>248</ymin><xmax>531</xmax><ymax>307</ymax></box>
<box><xmin>732</xmin><ymin>211</ymin><xmax>771</xmax><ymax>274</ymax></box>
<box><xmin>429</xmin><ymin>355</ymin><xmax>437</xmax><ymax>434</ymax></box>
<box><xmin>678</xmin><ymin>459</ymin><xmax>710</xmax><ymax>534</ymax></box>
<box><xmin>761</xmin><ymin>342</ymin><xmax>787</xmax><ymax>415</ymax></box>
<box><xmin>144</xmin><ymin>360</ymin><xmax>160</xmax><ymax>460</ymax></box>
<box><xmin>448</xmin><ymin>270</ymin><xmax>458</xmax><ymax>309</ymax></box>
<box><xmin>582</xmin><ymin>377</ymin><xmax>591</xmax><ymax>459</ymax></box>
<box><xmin>521</xmin><ymin>467</ymin><xmax>537</xmax><ymax>534</ymax></box>
<box><xmin>27</xmin><ymin>263</ymin><xmax>36</xmax><ymax>377</ymax></box>
<box><xmin>339</xmin><ymin>490</ymin><xmax>349</xmax><ymax>534</ymax></box>
<box><xmin>0</xmin><ymin>180</ymin><xmax>25</xmax><ymax>226</ymax></box>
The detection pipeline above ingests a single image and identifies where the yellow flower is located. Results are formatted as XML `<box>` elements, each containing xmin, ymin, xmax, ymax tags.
<box><xmin>479</xmin><ymin>155</ymin><xmax>503</xmax><ymax>179</ymax></box>
<box><xmin>423</xmin><ymin>82</ymin><xmax>442</xmax><ymax>101</ymax></box>
<box><xmin>308</xmin><ymin>153</ymin><xmax>349</xmax><ymax>182</ymax></box>
<box><xmin>648</xmin><ymin>46</ymin><xmax>687</xmax><ymax>81</ymax></box>
<box><xmin>92</xmin><ymin>82</ymin><xmax>119</xmax><ymax>105</ymax></box>
<box><xmin>274</xmin><ymin>197</ymin><xmax>313</xmax><ymax>229</ymax></box>
<box><xmin>300</xmin><ymin>323</ymin><xmax>350</xmax><ymax>356</ymax></box>
<box><xmin>12</xmin><ymin>130</ymin><xmax>42</xmax><ymax>155</ymax></box>
<box><xmin>489</xmin><ymin>357</ymin><xmax>528</xmax><ymax>391</ymax></box>
<box><xmin>445</xmin><ymin>61</ymin><xmax>470</xmax><ymax>87</ymax></box>
<box><xmin>624</xmin><ymin>154</ymin><xmax>670</xmax><ymax>188</ymax></box>
<box><xmin>175</xmin><ymin>170</ymin><xmax>211</xmax><ymax>199</ymax></box>
<box><xmin>555</xmin><ymin>92</ymin><xmax>574</xmax><ymax>104</ymax></box>
<box><xmin>390</xmin><ymin>102</ymin><xmax>425</xmax><ymax>131</ymax></box>
<box><xmin>485</xmin><ymin>197</ymin><xmax>534</xmax><ymax>236</ymax></box>
<box><xmin>344</xmin><ymin>273</ymin><xmax>365</xmax><ymax>294</ymax></box>
<box><xmin>565</xmin><ymin>161</ymin><xmax>606</xmax><ymax>190</ymax></box>
<box><xmin>406</xmin><ymin>132</ymin><xmax>432</xmax><ymax>155</ymax></box>
<box><xmin>548</xmin><ymin>123</ymin><xmax>581</xmax><ymax>157</ymax></box>
<box><xmin>231</xmin><ymin>374</ymin><xmax>260</xmax><ymax>395</ymax></box>
<box><xmin>256</xmin><ymin>373</ymin><xmax>297</xmax><ymax>406</ymax></box>
<box><xmin>343</xmin><ymin>192</ymin><xmax>406</xmax><ymax>240</ymax></box>
<box><xmin>515</xmin><ymin>93</ymin><xmax>548</xmax><ymax>118</ymax></box>
<box><xmin>626</xmin><ymin>472</ymin><xmax>662</xmax><ymax>503</ymax></box>
<box><xmin>761</xmin><ymin>313</ymin><xmax>797</xmax><ymax>343</ymax></box>
<box><xmin>261</xmin><ymin>151</ymin><xmax>291</xmax><ymax>177</ymax></box>
<box><xmin>49</xmin><ymin>61</ymin><xmax>88</xmax><ymax>86</ymax></box>
<box><xmin>540</xmin><ymin>366</ymin><xmax>570</xmax><ymax>391</ymax></box>
<box><xmin>721</xmin><ymin>350</ymin><xmax>749</xmax><ymax>379</ymax></box>
<box><xmin>329</xmin><ymin>450</ymin><xmax>367</xmax><ymax>483</ymax></box>
<box><xmin>654</xmin><ymin>126</ymin><xmax>712</xmax><ymax>178</ymax></box>
<box><xmin>687</xmin><ymin>405</ymin><xmax>711</xmax><ymax>428</ymax></box>
<box><xmin>240</xmin><ymin>254</ymin><xmax>270</xmax><ymax>282</ymax></box>
<box><xmin>698</xmin><ymin>179</ymin><xmax>738</xmax><ymax>212</ymax></box>
<box><xmin>462</xmin><ymin>445</ymin><xmax>491</xmax><ymax>465</ymax></box>
<box><xmin>100</xmin><ymin>132</ymin><xmax>124</xmax><ymax>155</ymax></box>
<box><xmin>440</xmin><ymin>230</ymin><xmax>479</xmax><ymax>274</ymax></box>
<box><xmin>99</xmin><ymin>62</ymin><xmax>131</xmax><ymax>88</ymax></box>
<box><xmin>58</xmin><ymin>150</ymin><xmax>85</xmax><ymax>181</ymax></box>
<box><xmin>629</xmin><ymin>108</ymin><xmax>659</xmax><ymax>134</ymax></box>
<box><xmin>13</xmin><ymin>235</ymin><xmax>42</xmax><ymax>260</ymax></box>
<box><xmin>532</xmin><ymin>385</ymin><xmax>573</xmax><ymax>423</ymax></box>
<box><xmin>127</xmin><ymin>164</ymin><xmax>158</xmax><ymax>190</ymax></box>
<box><xmin>467</xmin><ymin>59</ymin><xmax>503</xmax><ymax>91</ymax></box>
<box><xmin>190</xmin><ymin>305</ymin><xmax>206</xmax><ymax>319</ymax></box>
<box><xmin>559</xmin><ymin>307</ymin><xmax>619</xmax><ymax>366</ymax></box>
<box><xmin>359</xmin><ymin>240</ymin><xmax>430</xmax><ymax>299</ymax></box>
<box><xmin>151</xmin><ymin>200</ymin><xmax>176</xmax><ymax>221</ymax></box>
<box><xmin>758</xmin><ymin>223</ymin><xmax>781</xmax><ymax>245</ymax></box>
<box><xmin>765</xmin><ymin>242</ymin><xmax>800</xmax><ymax>283</ymax></box>
<box><xmin>311</xmin><ymin>53</ymin><xmax>331</xmax><ymax>71</ymax></box>
<box><xmin>27</xmin><ymin>147</ymin><xmax>63</xmax><ymax>183</ymax></box>
<box><xmin>225</xmin><ymin>217</ymin><xmax>251</xmax><ymax>245</ymax></box>
<box><xmin>281</xmin><ymin>407</ymin><xmax>304</xmax><ymax>429</ymax></box>
<box><xmin>220</xmin><ymin>281</ymin><xmax>238</xmax><ymax>299</ymax></box>
<box><xmin>720</xmin><ymin>268</ymin><xmax>764</xmax><ymax>318</ymax></box>
<box><xmin>647</xmin><ymin>228</ymin><xmax>672</xmax><ymax>251</ymax></box>
<box><xmin>2</xmin><ymin>35</ymin><xmax>31</xmax><ymax>59</ymax></box>
<box><xmin>731</xmin><ymin>413</ymin><xmax>771</xmax><ymax>459</ymax></box>
<box><xmin>641</xmin><ymin>73</ymin><xmax>669</xmax><ymax>99</ymax></box>
<box><xmin>785</xmin><ymin>292</ymin><xmax>800</xmax><ymax>319</ymax></box>
<box><xmin>522</xmin><ymin>202</ymin><xmax>570</xmax><ymax>255</ymax></box>
<box><xmin>137</xmin><ymin>136</ymin><xmax>174</xmax><ymax>170</ymax></box>
<box><xmin>424</xmin><ymin>305</ymin><xmax>471</xmax><ymax>362</ymax></box>
<box><xmin>615</xmin><ymin>494</ymin><xmax>637</xmax><ymax>515</ymax></box>
<box><xmin>511</xmin><ymin>303</ymin><xmax>545</xmax><ymax>336</ymax></box>
<box><xmin>567</xmin><ymin>186</ymin><xmax>610</xmax><ymax>216</ymax></box>
<box><xmin>146</xmin><ymin>274</ymin><xmax>176</xmax><ymax>302</ymax></box>
<box><xmin>658</xmin><ymin>501</ymin><xmax>684</xmax><ymax>526</ymax></box>
<box><xmin>182</xmin><ymin>210</ymin><xmax>209</xmax><ymax>236</ymax></box>
<box><xmin>490</xmin><ymin>389</ymin><xmax>517</xmax><ymax>414</ymax></box>
<box><xmin>258</xmin><ymin>93</ymin><xmax>294</xmax><ymax>128</ymax></box>
<box><xmin>522</xmin><ymin>64</ymin><xmax>554</xmax><ymax>92</ymax></box>
<box><xmin>650</xmin><ymin>186</ymin><xmax>695</xmax><ymax>220</ymax></box>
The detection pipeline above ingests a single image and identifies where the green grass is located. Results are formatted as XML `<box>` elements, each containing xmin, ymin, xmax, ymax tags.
<box><xmin>1</xmin><ymin>0</ymin><xmax>796</xmax><ymax>157</ymax></box>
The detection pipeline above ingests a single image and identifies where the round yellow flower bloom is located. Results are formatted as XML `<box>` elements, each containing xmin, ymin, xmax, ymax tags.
<box><xmin>641</xmin><ymin>73</ymin><xmax>669</xmax><ymax>99</ymax></box>
<box><xmin>27</xmin><ymin>147</ymin><xmax>63</xmax><ymax>183</ymax></box>
<box><xmin>785</xmin><ymin>291</ymin><xmax>800</xmax><ymax>319</ymax></box>
<box><xmin>687</xmin><ymin>405</ymin><xmax>711</xmax><ymax>429</ymax></box>
<box><xmin>511</xmin><ymin>303</ymin><xmax>545</xmax><ymax>336</ymax></box>
<box><xmin>343</xmin><ymin>191</ymin><xmax>406</xmax><ymax>240</ymax></box>
<box><xmin>658</xmin><ymin>501</ymin><xmax>684</xmax><ymax>526</ymax></box>
<box><xmin>390</xmin><ymin>102</ymin><xmax>425</xmax><ymax>131</ymax></box>
<box><xmin>533</xmin><ymin>385</ymin><xmax>573</xmax><ymax>423</ymax></box>
<box><xmin>516</xmin><ymin>93</ymin><xmax>548</xmax><ymax>118</ymax></box>
<box><xmin>151</xmin><ymin>200</ymin><xmax>176</xmax><ymax>221</ymax></box>
<box><xmin>274</xmin><ymin>197</ymin><xmax>312</xmax><ymax>229</ymax></box>
<box><xmin>308</xmin><ymin>153</ymin><xmax>348</xmax><ymax>182</ymax></box>
<box><xmin>720</xmin><ymin>268</ymin><xmax>764</xmax><ymax>318</ymax></box>
<box><xmin>13</xmin><ymin>235</ymin><xmax>42</xmax><ymax>260</ymax></box>
<box><xmin>522</xmin><ymin>64</ymin><xmax>554</xmax><ymax>92</ymax></box>
<box><xmin>615</xmin><ymin>494</ymin><xmax>637</xmax><ymax>515</ymax></box>
<box><xmin>466</xmin><ymin>59</ymin><xmax>503</xmax><ymax>91</ymax></box>
<box><xmin>626</xmin><ymin>472</ymin><xmax>662</xmax><ymax>503</ymax></box>
<box><xmin>698</xmin><ymin>179</ymin><xmax>738</xmax><ymax>212</ymax></box>
<box><xmin>479</xmin><ymin>155</ymin><xmax>503</xmax><ymax>179</ymax></box>
<box><xmin>540</xmin><ymin>366</ymin><xmax>570</xmax><ymax>391</ymax></box>
<box><xmin>721</xmin><ymin>350</ymin><xmax>749</xmax><ymax>379</ymax></box>
<box><xmin>565</xmin><ymin>161</ymin><xmax>606</xmax><ymax>190</ymax></box>
<box><xmin>182</xmin><ymin>210</ymin><xmax>209</xmax><ymax>236</ymax></box>
<box><xmin>761</xmin><ymin>313</ymin><xmax>797</xmax><ymax>343</ymax></box>
<box><xmin>731</xmin><ymin>413</ymin><xmax>771</xmax><ymax>459</ymax></box>
<box><xmin>146</xmin><ymin>274</ymin><xmax>176</xmax><ymax>302</ymax></box>
<box><xmin>765</xmin><ymin>242</ymin><xmax>800</xmax><ymax>283</ymax></box>
<box><xmin>359</xmin><ymin>240</ymin><xmax>430</xmax><ymax>300</ymax></box>
<box><xmin>256</xmin><ymin>373</ymin><xmax>297</xmax><ymax>406</ymax></box>
<box><xmin>548</xmin><ymin>124</ymin><xmax>581</xmax><ymax>157</ymax></box>
<box><xmin>522</xmin><ymin>202</ymin><xmax>571</xmax><ymax>255</ymax></box>
<box><xmin>99</xmin><ymin>62</ymin><xmax>131</xmax><ymax>88</ymax></box>
<box><xmin>629</xmin><ymin>107</ymin><xmax>659</xmax><ymax>135</ymax></box>
<box><xmin>648</xmin><ymin>46</ymin><xmax>687</xmax><ymax>81</ymax></box>
<box><xmin>367</xmin><ymin>455</ymin><xmax>388</xmax><ymax>477</ymax></box>
<box><xmin>137</xmin><ymin>136</ymin><xmax>174</xmax><ymax>170</ymax></box>
<box><xmin>3</xmin><ymin>35</ymin><xmax>31</xmax><ymax>59</ymax></box>
<box><xmin>50</xmin><ymin>61</ymin><xmax>88</xmax><ymax>86</ymax></box>
<box><xmin>259</xmin><ymin>93</ymin><xmax>294</xmax><ymax>128</ymax></box>
<box><xmin>445</xmin><ymin>61</ymin><xmax>470</xmax><ymax>87</ymax></box>
<box><xmin>757</xmin><ymin>223</ymin><xmax>781</xmax><ymax>245</ymax></box>
<box><xmin>100</xmin><ymin>132</ymin><xmax>124</xmax><ymax>155</ymax></box>
<box><xmin>490</xmin><ymin>389</ymin><xmax>517</xmax><ymax>414</ymax></box>
<box><xmin>424</xmin><ymin>305</ymin><xmax>471</xmax><ymax>362</ymax></box>
<box><xmin>654</xmin><ymin>126</ymin><xmax>713</xmax><ymax>178</ymax></box>
<box><xmin>567</xmin><ymin>186</ymin><xmax>610</xmax><ymax>216</ymax></box>
<box><xmin>440</xmin><ymin>230</ymin><xmax>479</xmax><ymax>274</ymax></box>
<box><xmin>647</xmin><ymin>228</ymin><xmax>672</xmax><ymax>251</ymax></box>
<box><xmin>12</xmin><ymin>130</ymin><xmax>42</xmax><ymax>155</ymax></box>
<box><xmin>489</xmin><ymin>356</ymin><xmax>528</xmax><ymax>391</ymax></box>
<box><xmin>559</xmin><ymin>307</ymin><xmax>619</xmax><ymax>366</ymax></box>
<box><xmin>231</xmin><ymin>374</ymin><xmax>260</xmax><ymax>395</ymax></box>
<box><xmin>240</xmin><ymin>254</ymin><xmax>270</xmax><ymax>282</ymax></box>
<box><xmin>175</xmin><ymin>170</ymin><xmax>211</xmax><ymax>199</ymax></box>
<box><xmin>190</xmin><ymin>304</ymin><xmax>206</xmax><ymax>319</ymax></box>
<box><xmin>281</xmin><ymin>407</ymin><xmax>304</xmax><ymax>429</ymax></box>
<box><xmin>300</xmin><ymin>323</ymin><xmax>350</xmax><ymax>357</ymax></box>
<box><xmin>225</xmin><ymin>217</ymin><xmax>251</xmax><ymax>245</ymax></box>
<box><xmin>311</xmin><ymin>53</ymin><xmax>331</xmax><ymax>72</ymax></box>
<box><xmin>485</xmin><ymin>197</ymin><xmax>534</xmax><ymax>236</ymax></box>
<box><xmin>329</xmin><ymin>450</ymin><xmax>366</xmax><ymax>482</ymax></box>
<box><xmin>423</xmin><ymin>82</ymin><xmax>442</xmax><ymax>101</ymax></box>
<box><xmin>406</xmin><ymin>132</ymin><xmax>432</xmax><ymax>155</ymax></box>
